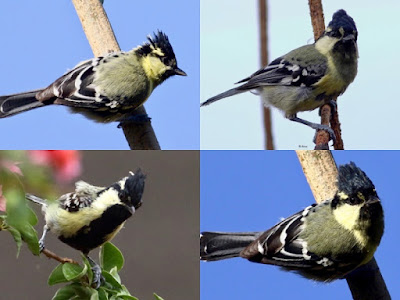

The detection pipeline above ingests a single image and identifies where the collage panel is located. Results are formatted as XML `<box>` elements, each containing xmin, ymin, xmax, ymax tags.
<box><xmin>1</xmin><ymin>0</ymin><xmax>400</xmax><ymax>299</ymax></box>
<box><xmin>201</xmin><ymin>1</ymin><xmax>400</xmax><ymax>150</ymax></box>
<box><xmin>0</xmin><ymin>151</ymin><xmax>199</xmax><ymax>299</ymax></box>
<box><xmin>200</xmin><ymin>150</ymin><xmax>397</xmax><ymax>299</ymax></box>
<box><xmin>0</xmin><ymin>0</ymin><xmax>199</xmax><ymax>150</ymax></box>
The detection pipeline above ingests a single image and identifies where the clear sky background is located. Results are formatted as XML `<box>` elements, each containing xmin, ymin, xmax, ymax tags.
<box><xmin>200</xmin><ymin>151</ymin><xmax>399</xmax><ymax>299</ymax></box>
<box><xmin>201</xmin><ymin>0</ymin><xmax>400</xmax><ymax>150</ymax></box>
<box><xmin>0</xmin><ymin>0</ymin><xmax>199</xmax><ymax>150</ymax></box>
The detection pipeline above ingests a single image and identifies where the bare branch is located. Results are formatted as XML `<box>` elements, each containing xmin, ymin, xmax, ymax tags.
<box><xmin>42</xmin><ymin>248</ymin><xmax>79</xmax><ymax>265</ymax></box>
<box><xmin>71</xmin><ymin>0</ymin><xmax>160</xmax><ymax>150</ymax></box>
<box><xmin>258</xmin><ymin>0</ymin><xmax>274</xmax><ymax>150</ymax></box>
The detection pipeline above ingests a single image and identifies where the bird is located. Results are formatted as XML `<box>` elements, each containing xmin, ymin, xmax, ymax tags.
<box><xmin>0</xmin><ymin>31</ymin><xmax>186</xmax><ymax>123</ymax></box>
<box><xmin>26</xmin><ymin>169</ymin><xmax>146</xmax><ymax>288</ymax></box>
<box><xmin>201</xmin><ymin>9</ymin><xmax>358</xmax><ymax>142</ymax></box>
<box><xmin>200</xmin><ymin>162</ymin><xmax>384</xmax><ymax>282</ymax></box>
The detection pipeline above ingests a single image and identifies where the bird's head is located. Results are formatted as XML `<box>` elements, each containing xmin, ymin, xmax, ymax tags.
<box><xmin>137</xmin><ymin>31</ymin><xmax>186</xmax><ymax>83</ymax></box>
<box><xmin>331</xmin><ymin>162</ymin><xmax>383</xmax><ymax>246</ymax></box>
<box><xmin>316</xmin><ymin>10</ymin><xmax>358</xmax><ymax>59</ymax></box>
<box><xmin>119</xmin><ymin>168</ymin><xmax>146</xmax><ymax>210</ymax></box>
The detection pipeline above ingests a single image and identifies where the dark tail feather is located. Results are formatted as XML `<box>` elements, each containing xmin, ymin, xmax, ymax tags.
<box><xmin>200</xmin><ymin>231</ymin><xmax>261</xmax><ymax>261</ymax></box>
<box><xmin>200</xmin><ymin>87</ymin><xmax>247</xmax><ymax>107</ymax></box>
<box><xmin>0</xmin><ymin>90</ymin><xmax>44</xmax><ymax>118</ymax></box>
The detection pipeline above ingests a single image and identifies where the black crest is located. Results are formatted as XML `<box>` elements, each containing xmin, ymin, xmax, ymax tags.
<box><xmin>137</xmin><ymin>31</ymin><xmax>176</xmax><ymax>62</ymax></box>
<box><xmin>118</xmin><ymin>168</ymin><xmax>146</xmax><ymax>209</ymax></box>
<box><xmin>328</xmin><ymin>9</ymin><xmax>357</xmax><ymax>33</ymax></box>
<box><xmin>338</xmin><ymin>162</ymin><xmax>375</xmax><ymax>195</ymax></box>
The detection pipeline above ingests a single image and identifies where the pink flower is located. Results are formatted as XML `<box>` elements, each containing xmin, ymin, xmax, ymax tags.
<box><xmin>2</xmin><ymin>161</ymin><xmax>23</xmax><ymax>176</ymax></box>
<box><xmin>29</xmin><ymin>150</ymin><xmax>81</xmax><ymax>183</ymax></box>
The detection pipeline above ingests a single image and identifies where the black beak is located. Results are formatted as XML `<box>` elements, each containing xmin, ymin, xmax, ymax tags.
<box><xmin>343</xmin><ymin>34</ymin><xmax>356</xmax><ymax>42</ymax></box>
<box><xmin>174</xmin><ymin>67</ymin><xmax>187</xmax><ymax>76</ymax></box>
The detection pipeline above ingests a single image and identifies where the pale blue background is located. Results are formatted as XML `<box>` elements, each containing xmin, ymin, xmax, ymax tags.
<box><xmin>201</xmin><ymin>0</ymin><xmax>400</xmax><ymax>149</ymax></box>
<box><xmin>0</xmin><ymin>0</ymin><xmax>199</xmax><ymax>150</ymax></box>
<box><xmin>200</xmin><ymin>151</ymin><xmax>399</xmax><ymax>299</ymax></box>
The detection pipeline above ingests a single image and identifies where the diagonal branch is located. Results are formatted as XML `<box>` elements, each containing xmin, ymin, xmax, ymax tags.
<box><xmin>71</xmin><ymin>0</ymin><xmax>160</xmax><ymax>150</ymax></box>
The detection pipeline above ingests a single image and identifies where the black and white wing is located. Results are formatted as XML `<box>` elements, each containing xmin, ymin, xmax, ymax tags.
<box><xmin>57</xmin><ymin>192</ymin><xmax>95</xmax><ymax>213</ymax></box>
<box><xmin>200</xmin><ymin>45</ymin><xmax>327</xmax><ymax>106</ymax></box>
<box><xmin>35</xmin><ymin>52</ymin><xmax>127</xmax><ymax>109</ymax></box>
<box><xmin>240</xmin><ymin>204</ymin><xmax>330</xmax><ymax>269</ymax></box>
<box><xmin>235</xmin><ymin>46</ymin><xmax>327</xmax><ymax>90</ymax></box>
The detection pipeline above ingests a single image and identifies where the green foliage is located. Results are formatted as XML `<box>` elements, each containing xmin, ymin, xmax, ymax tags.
<box><xmin>49</xmin><ymin>242</ymin><xmax>162</xmax><ymax>300</ymax></box>
<box><xmin>0</xmin><ymin>168</ymin><xmax>39</xmax><ymax>256</ymax></box>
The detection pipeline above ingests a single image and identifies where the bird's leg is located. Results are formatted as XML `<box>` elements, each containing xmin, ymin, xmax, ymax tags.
<box><xmin>39</xmin><ymin>225</ymin><xmax>49</xmax><ymax>252</ymax></box>
<box><xmin>117</xmin><ymin>114</ymin><xmax>152</xmax><ymax>127</ymax></box>
<box><xmin>86</xmin><ymin>255</ymin><xmax>104</xmax><ymax>289</ymax></box>
<box><xmin>288</xmin><ymin>115</ymin><xmax>336</xmax><ymax>143</ymax></box>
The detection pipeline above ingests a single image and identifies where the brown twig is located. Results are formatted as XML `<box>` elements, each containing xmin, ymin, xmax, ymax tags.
<box><xmin>42</xmin><ymin>248</ymin><xmax>79</xmax><ymax>265</ymax></box>
<box><xmin>258</xmin><ymin>0</ymin><xmax>274</xmax><ymax>150</ymax></box>
<box><xmin>71</xmin><ymin>0</ymin><xmax>160</xmax><ymax>150</ymax></box>
<box><xmin>296</xmin><ymin>150</ymin><xmax>390</xmax><ymax>300</ymax></box>
<box><xmin>308</xmin><ymin>0</ymin><xmax>343</xmax><ymax>150</ymax></box>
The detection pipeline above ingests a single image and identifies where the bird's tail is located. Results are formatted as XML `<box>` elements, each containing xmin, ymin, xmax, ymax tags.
<box><xmin>26</xmin><ymin>193</ymin><xmax>47</xmax><ymax>207</ymax></box>
<box><xmin>200</xmin><ymin>87</ymin><xmax>247</xmax><ymax>107</ymax></box>
<box><xmin>0</xmin><ymin>90</ymin><xmax>45</xmax><ymax>118</ymax></box>
<box><xmin>200</xmin><ymin>231</ymin><xmax>261</xmax><ymax>261</ymax></box>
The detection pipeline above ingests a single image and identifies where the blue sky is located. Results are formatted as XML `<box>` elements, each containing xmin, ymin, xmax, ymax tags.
<box><xmin>201</xmin><ymin>0</ymin><xmax>400</xmax><ymax>149</ymax></box>
<box><xmin>200</xmin><ymin>151</ymin><xmax>399</xmax><ymax>299</ymax></box>
<box><xmin>0</xmin><ymin>1</ymin><xmax>199</xmax><ymax>150</ymax></box>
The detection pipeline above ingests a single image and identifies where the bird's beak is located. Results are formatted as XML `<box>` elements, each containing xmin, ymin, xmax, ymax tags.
<box><xmin>343</xmin><ymin>34</ymin><xmax>356</xmax><ymax>41</ymax></box>
<box><xmin>367</xmin><ymin>197</ymin><xmax>381</xmax><ymax>205</ymax></box>
<box><xmin>174</xmin><ymin>67</ymin><xmax>187</xmax><ymax>76</ymax></box>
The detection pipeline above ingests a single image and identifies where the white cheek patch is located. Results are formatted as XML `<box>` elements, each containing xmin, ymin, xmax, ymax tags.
<box><xmin>333</xmin><ymin>204</ymin><xmax>367</xmax><ymax>247</ymax></box>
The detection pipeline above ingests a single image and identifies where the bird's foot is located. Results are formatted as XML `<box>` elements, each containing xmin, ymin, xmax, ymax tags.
<box><xmin>91</xmin><ymin>264</ymin><xmax>105</xmax><ymax>289</ymax></box>
<box><xmin>313</xmin><ymin>125</ymin><xmax>336</xmax><ymax>144</ymax></box>
<box><xmin>117</xmin><ymin>114</ymin><xmax>152</xmax><ymax>128</ymax></box>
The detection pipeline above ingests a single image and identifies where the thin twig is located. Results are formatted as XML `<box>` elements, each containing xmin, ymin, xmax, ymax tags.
<box><xmin>42</xmin><ymin>248</ymin><xmax>79</xmax><ymax>265</ymax></box>
<box><xmin>258</xmin><ymin>0</ymin><xmax>274</xmax><ymax>150</ymax></box>
<box><xmin>308</xmin><ymin>0</ymin><xmax>343</xmax><ymax>149</ymax></box>
<box><xmin>71</xmin><ymin>0</ymin><xmax>160</xmax><ymax>150</ymax></box>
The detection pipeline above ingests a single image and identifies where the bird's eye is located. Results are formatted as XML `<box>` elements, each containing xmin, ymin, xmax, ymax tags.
<box><xmin>349</xmin><ymin>197</ymin><xmax>357</xmax><ymax>204</ymax></box>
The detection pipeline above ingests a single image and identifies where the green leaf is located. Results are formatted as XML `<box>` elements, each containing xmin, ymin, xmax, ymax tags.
<box><xmin>62</xmin><ymin>263</ymin><xmax>87</xmax><ymax>281</ymax></box>
<box><xmin>117</xmin><ymin>295</ymin><xmax>138</xmax><ymax>300</ymax></box>
<box><xmin>102</xmin><ymin>270</ymin><xmax>122</xmax><ymax>290</ymax></box>
<box><xmin>1</xmin><ymin>170</ymin><xmax>40</xmax><ymax>255</ymax></box>
<box><xmin>100</xmin><ymin>242</ymin><xmax>124</xmax><ymax>272</ymax></box>
<box><xmin>82</xmin><ymin>255</ymin><xmax>94</xmax><ymax>286</ymax></box>
<box><xmin>109</xmin><ymin>267</ymin><xmax>121</xmax><ymax>284</ymax></box>
<box><xmin>52</xmin><ymin>283</ymin><xmax>94</xmax><ymax>300</ymax></box>
<box><xmin>48</xmin><ymin>264</ymin><xmax>68</xmax><ymax>285</ymax></box>
<box><xmin>18</xmin><ymin>222</ymin><xmax>40</xmax><ymax>255</ymax></box>
<box><xmin>6</xmin><ymin>225</ymin><xmax>22</xmax><ymax>256</ymax></box>
<box><xmin>89</xmin><ymin>290</ymin><xmax>99</xmax><ymax>300</ymax></box>
<box><xmin>154</xmin><ymin>294</ymin><xmax>164</xmax><ymax>300</ymax></box>
<box><xmin>52</xmin><ymin>285</ymin><xmax>77</xmax><ymax>300</ymax></box>
<box><xmin>26</xmin><ymin>205</ymin><xmax>38</xmax><ymax>226</ymax></box>
<box><xmin>98</xmin><ymin>288</ymin><xmax>108</xmax><ymax>300</ymax></box>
